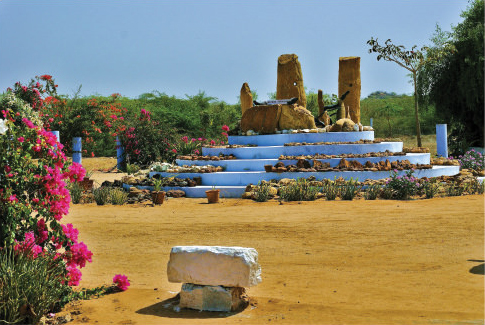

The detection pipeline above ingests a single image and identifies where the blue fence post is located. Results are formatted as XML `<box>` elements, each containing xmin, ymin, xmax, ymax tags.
<box><xmin>369</xmin><ymin>118</ymin><xmax>373</xmax><ymax>128</ymax></box>
<box><xmin>73</xmin><ymin>137</ymin><xmax>82</xmax><ymax>164</ymax></box>
<box><xmin>50</xmin><ymin>130</ymin><xmax>60</xmax><ymax>149</ymax></box>
<box><xmin>436</xmin><ymin>124</ymin><xmax>448</xmax><ymax>157</ymax></box>
<box><xmin>116</xmin><ymin>136</ymin><xmax>125</xmax><ymax>170</ymax></box>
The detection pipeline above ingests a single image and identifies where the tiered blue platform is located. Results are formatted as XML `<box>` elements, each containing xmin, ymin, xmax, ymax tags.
<box><xmin>140</xmin><ymin>131</ymin><xmax>460</xmax><ymax>198</ymax></box>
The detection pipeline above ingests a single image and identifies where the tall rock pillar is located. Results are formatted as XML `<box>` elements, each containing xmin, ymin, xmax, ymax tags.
<box><xmin>338</xmin><ymin>57</ymin><xmax>361</xmax><ymax>123</ymax></box>
<box><xmin>240</xmin><ymin>83</ymin><xmax>253</xmax><ymax>116</ymax></box>
<box><xmin>276</xmin><ymin>54</ymin><xmax>307</xmax><ymax>108</ymax></box>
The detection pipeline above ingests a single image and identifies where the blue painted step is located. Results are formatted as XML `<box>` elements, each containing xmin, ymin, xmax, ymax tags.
<box><xmin>149</xmin><ymin>165</ymin><xmax>460</xmax><ymax>187</ymax></box>
<box><xmin>176</xmin><ymin>153</ymin><xmax>430</xmax><ymax>172</ymax></box>
<box><xmin>202</xmin><ymin>142</ymin><xmax>403</xmax><ymax>159</ymax></box>
<box><xmin>228</xmin><ymin>131</ymin><xmax>374</xmax><ymax>146</ymax></box>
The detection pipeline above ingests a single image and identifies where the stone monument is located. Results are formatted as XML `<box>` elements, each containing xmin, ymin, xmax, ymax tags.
<box><xmin>338</xmin><ymin>57</ymin><xmax>361</xmax><ymax>124</ymax></box>
<box><xmin>240</xmin><ymin>82</ymin><xmax>253</xmax><ymax>116</ymax></box>
<box><xmin>276</xmin><ymin>54</ymin><xmax>307</xmax><ymax>108</ymax></box>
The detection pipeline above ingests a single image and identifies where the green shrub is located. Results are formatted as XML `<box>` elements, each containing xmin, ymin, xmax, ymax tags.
<box><xmin>93</xmin><ymin>187</ymin><xmax>111</xmax><ymax>205</ymax></box>
<box><xmin>364</xmin><ymin>184</ymin><xmax>381</xmax><ymax>200</ymax></box>
<box><xmin>379</xmin><ymin>186</ymin><xmax>394</xmax><ymax>199</ymax></box>
<box><xmin>323</xmin><ymin>180</ymin><xmax>339</xmax><ymax>200</ymax></box>
<box><xmin>110</xmin><ymin>188</ymin><xmax>128</xmax><ymax>205</ymax></box>
<box><xmin>68</xmin><ymin>182</ymin><xmax>83</xmax><ymax>204</ymax></box>
<box><xmin>279</xmin><ymin>178</ymin><xmax>320</xmax><ymax>202</ymax></box>
<box><xmin>423</xmin><ymin>179</ymin><xmax>440</xmax><ymax>199</ymax></box>
<box><xmin>253</xmin><ymin>181</ymin><xmax>273</xmax><ymax>202</ymax></box>
<box><xmin>0</xmin><ymin>247</ymin><xmax>72</xmax><ymax>325</ymax></box>
<box><xmin>384</xmin><ymin>170</ymin><xmax>421</xmax><ymax>200</ymax></box>
<box><xmin>469</xmin><ymin>179</ymin><xmax>485</xmax><ymax>194</ymax></box>
<box><xmin>446</xmin><ymin>181</ymin><xmax>465</xmax><ymax>197</ymax></box>
<box><xmin>126</xmin><ymin>163</ymin><xmax>141</xmax><ymax>175</ymax></box>
<box><xmin>340</xmin><ymin>178</ymin><xmax>361</xmax><ymax>201</ymax></box>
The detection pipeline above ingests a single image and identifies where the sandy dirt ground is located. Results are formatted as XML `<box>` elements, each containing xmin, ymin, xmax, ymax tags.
<box><xmin>61</xmin><ymin>182</ymin><xmax>484</xmax><ymax>325</ymax></box>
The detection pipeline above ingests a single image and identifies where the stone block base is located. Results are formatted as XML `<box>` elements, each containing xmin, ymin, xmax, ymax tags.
<box><xmin>179</xmin><ymin>283</ymin><xmax>248</xmax><ymax>312</ymax></box>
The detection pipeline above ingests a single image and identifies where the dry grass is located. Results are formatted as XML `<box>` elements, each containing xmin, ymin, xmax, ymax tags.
<box><xmin>390</xmin><ymin>134</ymin><xmax>437</xmax><ymax>156</ymax></box>
<box><xmin>75</xmin><ymin>157</ymin><xmax>117</xmax><ymax>173</ymax></box>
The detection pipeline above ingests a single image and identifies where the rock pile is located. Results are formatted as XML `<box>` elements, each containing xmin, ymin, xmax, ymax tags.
<box><xmin>177</xmin><ymin>154</ymin><xmax>237</xmax><ymax>161</ymax></box>
<box><xmin>167</xmin><ymin>246</ymin><xmax>261</xmax><ymax>312</ymax></box>
<box><xmin>278</xmin><ymin>150</ymin><xmax>406</xmax><ymax>160</ymax></box>
<box><xmin>264</xmin><ymin>158</ymin><xmax>432</xmax><ymax>173</ymax></box>
<box><xmin>284</xmin><ymin>139</ymin><xmax>380</xmax><ymax>146</ymax></box>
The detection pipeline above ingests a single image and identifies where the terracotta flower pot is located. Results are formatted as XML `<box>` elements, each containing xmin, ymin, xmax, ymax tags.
<box><xmin>151</xmin><ymin>191</ymin><xmax>165</xmax><ymax>205</ymax></box>
<box><xmin>205</xmin><ymin>189</ymin><xmax>220</xmax><ymax>203</ymax></box>
<box><xmin>79</xmin><ymin>178</ymin><xmax>94</xmax><ymax>191</ymax></box>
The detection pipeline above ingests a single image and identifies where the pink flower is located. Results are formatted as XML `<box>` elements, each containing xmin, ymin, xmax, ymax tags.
<box><xmin>62</xmin><ymin>224</ymin><xmax>79</xmax><ymax>243</ymax></box>
<box><xmin>9</xmin><ymin>194</ymin><xmax>17</xmax><ymax>202</ymax></box>
<box><xmin>222</xmin><ymin>125</ymin><xmax>230</xmax><ymax>131</ymax></box>
<box><xmin>210</xmin><ymin>140</ymin><xmax>216</xmax><ymax>145</ymax></box>
<box><xmin>22</xmin><ymin>118</ymin><xmax>36</xmax><ymax>129</ymax></box>
<box><xmin>67</xmin><ymin>242</ymin><xmax>93</xmax><ymax>268</ymax></box>
<box><xmin>181</xmin><ymin>136</ymin><xmax>188</xmax><ymax>143</ymax></box>
<box><xmin>17</xmin><ymin>137</ymin><xmax>25</xmax><ymax>142</ymax></box>
<box><xmin>4</xmin><ymin>166</ymin><xmax>11</xmax><ymax>173</ymax></box>
<box><xmin>67</xmin><ymin>266</ymin><xmax>82</xmax><ymax>286</ymax></box>
<box><xmin>172</xmin><ymin>149</ymin><xmax>177</xmax><ymax>153</ymax></box>
<box><xmin>194</xmin><ymin>149</ymin><xmax>200</xmax><ymax>155</ymax></box>
<box><xmin>113</xmin><ymin>274</ymin><xmax>130</xmax><ymax>291</ymax></box>
<box><xmin>198</xmin><ymin>137</ymin><xmax>203</xmax><ymax>141</ymax></box>
<box><xmin>221</xmin><ymin>132</ymin><xmax>228</xmax><ymax>138</ymax></box>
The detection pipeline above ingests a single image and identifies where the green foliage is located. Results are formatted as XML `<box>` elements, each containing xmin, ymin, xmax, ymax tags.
<box><xmin>364</xmin><ymin>184</ymin><xmax>381</xmax><ymax>200</ymax></box>
<box><xmin>322</xmin><ymin>180</ymin><xmax>339</xmax><ymax>200</ymax></box>
<box><xmin>384</xmin><ymin>170</ymin><xmax>421</xmax><ymax>200</ymax></box>
<box><xmin>279</xmin><ymin>178</ymin><xmax>320</xmax><ymax>202</ymax></box>
<box><xmin>93</xmin><ymin>187</ymin><xmax>111</xmax><ymax>205</ymax></box>
<box><xmin>446</xmin><ymin>181</ymin><xmax>465</xmax><ymax>197</ymax></box>
<box><xmin>126</xmin><ymin>163</ymin><xmax>141</xmax><ymax>175</ymax></box>
<box><xmin>253</xmin><ymin>181</ymin><xmax>273</xmax><ymax>202</ymax></box>
<box><xmin>417</xmin><ymin>0</ymin><xmax>484</xmax><ymax>154</ymax></box>
<box><xmin>0</xmin><ymin>247</ymin><xmax>72</xmax><ymax>325</ymax></box>
<box><xmin>422</xmin><ymin>179</ymin><xmax>440</xmax><ymax>199</ymax></box>
<box><xmin>340</xmin><ymin>178</ymin><xmax>361</xmax><ymax>200</ymax></box>
<box><xmin>367</xmin><ymin>37</ymin><xmax>427</xmax><ymax>147</ymax></box>
<box><xmin>109</xmin><ymin>188</ymin><xmax>128</xmax><ymax>205</ymax></box>
<box><xmin>360</xmin><ymin>94</ymin><xmax>438</xmax><ymax>137</ymax></box>
<box><xmin>68</xmin><ymin>182</ymin><xmax>83</xmax><ymax>204</ymax></box>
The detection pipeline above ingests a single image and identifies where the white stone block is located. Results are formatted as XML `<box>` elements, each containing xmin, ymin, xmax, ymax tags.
<box><xmin>179</xmin><ymin>283</ymin><xmax>248</xmax><ymax>312</ymax></box>
<box><xmin>167</xmin><ymin>246</ymin><xmax>262</xmax><ymax>287</ymax></box>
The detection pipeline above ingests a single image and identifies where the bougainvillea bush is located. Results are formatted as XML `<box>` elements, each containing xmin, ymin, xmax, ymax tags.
<box><xmin>0</xmin><ymin>81</ymin><xmax>111</xmax><ymax>323</ymax></box>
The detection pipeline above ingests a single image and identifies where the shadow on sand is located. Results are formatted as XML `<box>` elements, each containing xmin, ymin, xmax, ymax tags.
<box><xmin>136</xmin><ymin>294</ymin><xmax>245</xmax><ymax>319</ymax></box>
<box><xmin>468</xmin><ymin>259</ymin><xmax>484</xmax><ymax>275</ymax></box>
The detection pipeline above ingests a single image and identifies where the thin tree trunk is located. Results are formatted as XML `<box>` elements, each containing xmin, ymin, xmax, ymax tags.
<box><xmin>413</xmin><ymin>74</ymin><xmax>422</xmax><ymax>147</ymax></box>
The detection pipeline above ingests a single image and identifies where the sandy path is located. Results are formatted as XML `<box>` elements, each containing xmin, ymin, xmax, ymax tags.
<box><xmin>60</xmin><ymin>194</ymin><xmax>485</xmax><ymax>325</ymax></box>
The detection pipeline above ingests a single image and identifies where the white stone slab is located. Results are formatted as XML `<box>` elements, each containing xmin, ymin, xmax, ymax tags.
<box><xmin>167</xmin><ymin>246</ymin><xmax>262</xmax><ymax>287</ymax></box>
<box><xmin>179</xmin><ymin>283</ymin><xmax>248</xmax><ymax>312</ymax></box>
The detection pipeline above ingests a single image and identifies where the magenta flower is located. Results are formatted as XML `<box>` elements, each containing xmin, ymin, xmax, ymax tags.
<box><xmin>17</xmin><ymin>137</ymin><xmax>25</xmax><ymax>142</ymax></box>
<box><xmin>113</xmin><ymin>274</ymin><xmax>130</xmax><ymax>291</ymax></box>
<box><xmin>222</xmin><ymin>125</ymin><xmax>230</xmax><ymax>131</ymax></box>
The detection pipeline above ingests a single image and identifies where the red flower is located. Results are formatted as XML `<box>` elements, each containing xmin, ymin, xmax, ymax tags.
<box><xmin>222</xmin><ymin>125</ymin><xmax>230</xmax><ymax>131</ymax></box>
<box><xmin>40</xmin><ymin>75</ymin><xmax>52</xmax><ymax>81</ymax></box>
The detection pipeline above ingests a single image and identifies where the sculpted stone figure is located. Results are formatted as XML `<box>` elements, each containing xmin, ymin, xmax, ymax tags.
<box><xmin>338</xmin><ymin>57</ymin><xmax>361</xmax><ymax>123</ymax></box>
<box><xmin>240</xmin><ymin>83</ymin><xmax>253</xmax><ymax>116</ymax></box>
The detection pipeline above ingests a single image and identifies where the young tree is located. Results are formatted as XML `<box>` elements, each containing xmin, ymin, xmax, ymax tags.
<box><xmin>367</xmin><ymin>38</ymin><xmax>426</xmax><ymax>147</ymax></box>
<box><xmin>417</xmin><ymin>0</ymin><xmax>484</xmax><ymax>154</ymax></box>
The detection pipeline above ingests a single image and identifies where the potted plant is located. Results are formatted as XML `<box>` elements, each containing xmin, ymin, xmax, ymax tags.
<box><xmin>205</xmin><ymin>186</ymin><xmax>220</xmax><ymax>204</ymax></box>
<box><xmin>80</xmin><ymin>170</ymin><xmax>94</xmax><ymax>191</ymax></box>
<box><xmin>151</xmin><ymin>178</ymin><xmax>165</xmax><ymax>205</ymax></box>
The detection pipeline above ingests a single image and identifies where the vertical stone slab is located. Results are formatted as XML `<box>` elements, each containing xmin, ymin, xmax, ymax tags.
<box><xmin>276</xmin><ymin>54</ymin><xmax>307</xmax><ymax>108</ymax></box>
<box><xmin>338</xmin><ymin>57</ymin><xmax>361</xmax><ymax>124</ymax></box>
<box><xmin>240</xmin><ymin>83</ymin><xmax>253</xmax><ymax>116</ymax></box>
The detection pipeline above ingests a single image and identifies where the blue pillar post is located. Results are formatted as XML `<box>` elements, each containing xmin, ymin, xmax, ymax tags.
<box><xmin>116</xmin><ymin>136</ymin><xmax>125</xmax><ymax>170</ymax></box>
<box><xmin>73</xmin><ymin>137</ymin><xmax>82</xmax><ymax>164</ymax></box>
<box><xmin>50</xmin><ymin>131</ymin><xmax>60</xmax><ymax>150</ymax></box>
<box><xmin>369</xmin><ymin>118</ymin><xmax>373</xmax><ymax>128</ymax></box>
<box><xmin>436</xmin><ymin>124</ymin><xmax>448</xmax><ymax>157</ymax></box>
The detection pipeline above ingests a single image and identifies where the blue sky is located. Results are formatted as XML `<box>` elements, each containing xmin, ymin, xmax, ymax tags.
<box><xmin>0</xmin><ymin>0</ymin><xmax>470</xmax><ymax>104</ymax></box>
